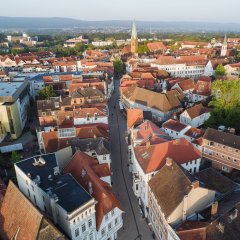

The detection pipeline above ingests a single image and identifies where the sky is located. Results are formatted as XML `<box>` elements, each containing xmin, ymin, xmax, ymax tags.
<box><xmin>1</xmin><ymin>0</ymin><xmax>240</xmax><ymax>23</ymax></box>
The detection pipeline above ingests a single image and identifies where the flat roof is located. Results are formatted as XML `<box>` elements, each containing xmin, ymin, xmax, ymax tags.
<box><xmin>0</xmin><ymin>81</ymin><xmax>28</xmax><ymax>103</ymax></box>
<box><xmin>16</xmin><ymin>153</ymin><xmax>92</xmax><ymax>213</ymax></box>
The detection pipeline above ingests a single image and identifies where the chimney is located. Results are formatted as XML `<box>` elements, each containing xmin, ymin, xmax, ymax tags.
<box><xmin>166</xmin><ymin>157</ymin><xmax>173</xmax><ymax>166</ymax></box>
<box><xmin>146</xmin><ymin>141</ymin><xmax>150</xmax><ymax>148</ymax></box>
<box><xmin>192</xmin><ymin>180</ymin><xmax>200</xmax><ymax>189</ymax></box>
<box><xmin>88</xmin><ymin>181</ymin><xmax>93</xmax><ymax>195</ymax></box>
<box><xmin>211</xmin><ymin>202</ymin><xmax>219</xmax><ymax>217</ymax></box>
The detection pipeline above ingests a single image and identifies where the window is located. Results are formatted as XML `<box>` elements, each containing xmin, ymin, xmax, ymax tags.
<box><xmin>26</xmin><ymin>180</ymin><xmax>28</xmax><ymax>185</ymax></box>
<box><xmin>136</xmin><ymin>184</ymin><xmax>138</xmax><ymax>191</ymax></box>
<box><xmin>222</xmin><ymin>155</ymin><xmax>225</xmax><ymax>158</ymax></box>
<box><xmin>228</xmin><ymin>157</ymin><xmax>231</xmax><ymax>160</ymax></box>
<box><xmin>34</xmin><ymin>195</ymin><xmax>36</xmax><ymax>204</ymax></box>
<box><xmin>236</xmin><ymin>150</ymin><xmax>239</xmax><ymax>153</ymax></box>
<box><xmin>234</xmin><ymin>159</ymin><xmax>238</xmax><ymax>163</ymax></box>
<box><xmin>75</xmin><ymin>228</ymin><xmax>79</xmax><ymax>237</ymax></box>
<box><xmin>105</xmin><ymin>213</ymin><xmax>109</xmax><ymax>221</ymax></box>
<box><xmin>209</xmin><ymin>141</ymin><xmax>214</xmax><ymax>146</ymax></box>
<box><xmin>111</xmin><ymin>209</ymin><xmax>115</xmax><ymax>216</ymax></box>
<box><xmin>82</xmin><ymin>224</ymin><xmax>86</xmax><ymax>233</ymax></box>
<box><xmin>115</xmin><ymin>217</ymin><xmax>118</xmax><ymax>225</ymax></box>
<box><xmin>103</xmin><ymin>155</ymin><xmax>106</xmax><ymax>160</ymax></box>
<box><xmin>42</xmin><ymin>112</ymin><xmax>46</xmax><ymax>116</ymax></box>
<box><xmin>108</xmin><ymin>223</ymin><xmax>111</xmax><ymax>230</ymax></box>
<box><xmin>101</xmin><ymin>228</ymin><xmax>105</xmax><ymax>236</ymax></box>
<box><xmin>89</xmin><ymin>233</ymin><xmax>94</xmax><ymax>240</ymax></box>
<box><xmin>223</xmin><ymin>146</ymin><xmax>226</xmax><ymax>149</ymax></box>
<box><xmin>28</xmin><ymin>189</ymin><xmax>30</xmax><ymax>197</ymax></box>
<box><xmin>88</xmin><ymin>219</ymin><xmax>92</xmax><ymax>228</ymax></box>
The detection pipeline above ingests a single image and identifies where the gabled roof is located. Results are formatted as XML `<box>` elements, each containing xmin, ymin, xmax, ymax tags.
<box><xmin>64</xmin><ymin>151</ymin><xmax>123</xmax><ymax>230</ymax></box>
<box><xmin>174</xmin><ymin>78</ymin><xmax>195</xmax><ymax>91</ymax></box>
<box><xmin>184</xmin><ymin>104</ymin><xmax>210</xmax><ymax>119</ymax></box>
<box><xmin>195</xmin><ymin>168</ymin><xmax>236</xmax><ymax>194</ymax></box>
<box><xmin>0</xmin><ymin>181</ymin><xmax>65</xmax><ymax>240</ymax></box>
<box><xmin>203</xmin><ymin>128</ymin><xmax>240</xmax><ymax>150</ymax></box>
<box><xmin>127</xmin><ymin>109</ymin><xmax>144</xmax><ymax>129</ymax></box>
<box><xmin>123</xmin><ymin>85</ymin><xmax>184</xmax><ymax>112</ymax></box>
<box><xmin>147</xmin><ymin>42</ymin><xmax>167</xmax><ymax>52</ymax></box>
<box><xmin>134</xmin><ymin>138</ymin><xmax>201</xmax><ymax>174</ymax></box>
<box><xmin>162</xmin><ymin>119</ymin><xmax>188</xmax><ymax>132</ymax></box>
<box><xmin>149</xmin><ymin>160</ymin><xmax>195</xmax><ymax>218</ymax></box>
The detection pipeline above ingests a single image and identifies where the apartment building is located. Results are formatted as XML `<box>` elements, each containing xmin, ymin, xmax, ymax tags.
<box><xmin>148</xmin><ymin>159</ymin><xmax>215</xmax><ymax>240</ymax></box>
<box><xmin>202</xmin><ymin>128</ymin><xmax>240</xmax><ymax>173</ymax></box>
<box><xmin>130</xmin><ymin>138</ymin><xmax>202</xmax><ymax>217</ymax></box>
<box><xmin>151</xmin><ymin>55</ymin><xmax>207</xmax><ymax>79</ymax></box>
<box><xmin>15</xmin><ymin>150</ymin><xmax>97</xmax><ymax>240</ymax></box>
<box><xmin>0</xmin><ymin>81</ymin><xmax>30</xmax><ymax>139</ymax></box>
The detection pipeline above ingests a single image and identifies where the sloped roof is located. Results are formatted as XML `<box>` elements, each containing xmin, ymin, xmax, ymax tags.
<box><xmin>123</xmin><ymin>85</ymin><xmax>184</xmax><ymax>112</ymax></box>
<box><xmin>203</xmin><ymin>128</ymin><xmax>240</xmax><ymax>150</ymax></box>
<box><xmin>162</xmin><ymin>119</ymin><xmax>188</xmax><ymax>132</ymax></box>
<box><xmin>184</xmin><ymin>104</ymin><xmax>210</xmax><ymax>119</ymax></box>
<box><xmin>0</xmin><ymin>181</ymin><xmax>65</xmax><ymax>240</ymax></box>
<box><xmin>64</xmin><ymin>151</ymin><xmax>123</xmax><ymax>230</ymax></box>
<box><xmin>127</xmin><ymin>109</ymin><xmax>144</xmax><ymax>129</ymax></box>
<box><xmin>147</xmin><ymin>42</ymin><xmax>167</xmax><ymax>52</ymax></box>
<box><xmin>149</xmin><ymin>160</ymin><xmax>195</xmax><ymax>218</ymax></box>
<box><xmin>135</xmin><ymin>138</ymin><xmax>201</xmax><ymax>173</ymax></box>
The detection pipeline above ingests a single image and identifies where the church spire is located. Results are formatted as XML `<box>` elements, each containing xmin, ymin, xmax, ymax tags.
<box><xmin>131</xmin><ymin>20</ymin><xmax>137</xmax><ymax>40</ymax></box>
<box><xmin>131</xmin><ymin>20</ymin><xmax>138</xmax><ymax>54</ymax></box>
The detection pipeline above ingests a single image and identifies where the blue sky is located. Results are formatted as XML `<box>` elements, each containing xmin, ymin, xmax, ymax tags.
<box><xmin>1</xmin><ymin>0</ymin><xmax>240</xmax><ymax>23</ymax></box>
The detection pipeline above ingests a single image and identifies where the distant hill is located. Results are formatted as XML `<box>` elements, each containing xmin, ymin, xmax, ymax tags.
<box><xmin>0</xmin><ymin>16</ymin><xmax>240</xmax><ymax>32</ymax></box>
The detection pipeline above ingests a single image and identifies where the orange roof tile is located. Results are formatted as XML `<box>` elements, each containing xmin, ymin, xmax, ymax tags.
<box><xmin>127</xmin><ymin>109</ymin><xmax>144</xmax><ymax>129</ymax></box>
<box><xmin>135</xmin><ymin>138</ymin><xmax>201</xmax><ymax>173</ymax></box>
<box><xmin>64</xmin><ymin>152</ymin><xmax>123</xmax><ymax>229</ymax></box>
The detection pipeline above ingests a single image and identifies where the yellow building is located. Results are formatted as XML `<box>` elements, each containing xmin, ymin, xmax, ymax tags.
<box><xmin>0</xmin><ymin>81</ymin><xmax>29</xmax><ymax>139</ymax></box>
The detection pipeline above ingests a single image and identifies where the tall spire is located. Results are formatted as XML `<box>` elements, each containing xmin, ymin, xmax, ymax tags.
<box><xmin>223</xmin><ymin>33</ymin><xmax>227</xmax><ymax>45</ymax></box>
<box><xmin>131</xmin><ymin>20</ymin><xmax>137</xmax><ymax>40</ymax></box>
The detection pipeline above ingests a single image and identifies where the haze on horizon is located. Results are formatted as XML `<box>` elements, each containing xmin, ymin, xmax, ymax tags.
<box><xmin>1</xmin><ymin>0</ymin><xmax>240</xmax><ymax>23</ymax></box>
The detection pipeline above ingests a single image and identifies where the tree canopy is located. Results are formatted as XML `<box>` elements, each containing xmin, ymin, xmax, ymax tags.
<box><xmin>205</xmin><ymin>79</ymin><xmax>240</xmax><ymax>129</ymax></box>
<box><xmin>215</xmin><ymin>64</ymin><xmax>226</xmax><ymax>77</ymax></box>
<box><xmin>38</xmin><ymin>85</ymin><xmax>56</xmax><ymax>100</ymax></box>
<box><xmin>113</xmin><ymin>59</ymin><xmax>125</xmax><ymax>77</ymax></box>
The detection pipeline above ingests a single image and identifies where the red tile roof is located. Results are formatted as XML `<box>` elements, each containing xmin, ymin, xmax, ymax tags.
<box><xmin>147</xmin><ymin>42</ymin><xmax>167</xmax><ymax>52</ymax></box>
<box><xmin>163</xmin><ymin>119</ymin><xmax>188</xmax><ymax>132</ymax></box>
<box><xmin>64</xmin><ymin>151</ymin><xmax>123</xmax><ymax>229</ymax></box>
<box><xmin>134</xmin><ymin>138</ymin><xmax>201</xmax><ymax>173</ymax></box>
<box><xmin>127</xmin><ymin>109</ymin><xmax>144</xmax><ymax>129</ymax></box>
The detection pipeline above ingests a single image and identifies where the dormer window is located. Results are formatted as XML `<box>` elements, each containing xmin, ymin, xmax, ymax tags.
<box><xmin>54</xmin><ymin>102</ymin><xmax>59</xmax><ymax>108</ymax></box>
<box><xmin>42</xmin><ymin>112</ymin><xmax>46</xmax><ymax>116</ymax></box>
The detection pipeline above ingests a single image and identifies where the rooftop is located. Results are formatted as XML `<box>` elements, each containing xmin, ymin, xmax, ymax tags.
<box><xmin>0</xmin><ymin>81</ymin><xmax>28</xmax><ymax>103</ymax></box>
<box><xmin>15</xmin><ymin>153</ymin><xmax>92</xmax><ymax>213</ymax></box>
<box><xmin>203</xmin><ymin>128</ymin><xmax>240</xmax><ymax>150</ymax></box>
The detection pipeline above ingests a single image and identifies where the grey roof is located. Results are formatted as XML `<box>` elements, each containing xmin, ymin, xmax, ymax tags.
<box><xmin>195</xmin><ymin>168</ymin><xmax>237</xmax><ymax>194</ymax></box>
<box><xmin>71</xmin><ymin>137</ymin><xmax>110</xmax><ymax>155</ymax></box>
<box><xmin>149</xmin><ymin>161</ymin><xmax>196</xmax><ymax>218</ymax></box>
<box><xmin>206</xmin><ymin>202</ymin><xmax>240</xmax><ymax>240</ymax></box>
<box><xmin>203</xmin><ymin>128</ymin><xmax>240</xmax><ymax>150</ymax></box>
<box><xmin>0</xmin><ymin>80</ymin><xmax>28</xmax><ymax>103</ymax></box>
<box><xmin>16</xmin><ymin>153</ymin><xmax>92</xmax><ymax>213</ymax></box>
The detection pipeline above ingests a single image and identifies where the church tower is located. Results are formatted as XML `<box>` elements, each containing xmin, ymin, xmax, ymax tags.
<box><xmin>131</xmin><ymin>20</ymin><xmax>138</xmax><ymax>54</ymax></box>
<box><xmin>221</xmin><ymin>34</ymin><xmax>227</xmax><ymax>57</ymax></box>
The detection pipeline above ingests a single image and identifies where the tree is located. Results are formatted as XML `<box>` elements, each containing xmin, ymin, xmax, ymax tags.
<box><xmin>205</xmin><ymin>79</ymin><xmax>240</xmax><ymax>129</ymax></box>
<box><xmin>137</xmin><ymin>43</ymin><xmax>149</xmax><ymax>54</ymax></box>
<box><xmin>215</xmin><ymin>64</ymin><xmax>226</xmax><ymax>76</ymax></box>
<box><xmin>10</xmin><ymin>151</ymin><xmax>21</xmax><ymax>164</ymax></box>
<box><xmin>38</xmin><ymin>85</ymin><xmax>56</xmax><ymax>100</ymax></box>
<box><xmin>113</xmin><ymin>59</ymin><xmax>125</xmax><ymax>77</ymax></box>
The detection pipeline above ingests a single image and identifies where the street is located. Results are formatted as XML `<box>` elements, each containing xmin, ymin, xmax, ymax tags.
<box><xmin>108</xmin><ymin>80</ymin><xmax>153</xmax><ymax>240</ymax></box>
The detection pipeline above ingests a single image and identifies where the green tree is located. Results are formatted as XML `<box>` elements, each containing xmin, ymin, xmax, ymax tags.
<box><xmin>113</xmin><ymin>59</ymin><xmax>125</xmax><ymax>77</ymax></box>
<box><xmin>205</xmin><ymin>79</ymin><xmax>240</xmax><ymax>129</ymax></box>
<box><xmin>10</xmin><ymin>151</ymin><xmax>21</xmax><ymax>164</ymax></box>
<box><xmin>215</xmin><ymin>64</ymin><xmax>226</xmax><ymax>77</ymax></box>
<box><xmin>137</xmin><ymin>43</ymin><xmax>149</xmax><ymax>54</ymax></box>
<box><xmin>38</xmin><ymin>85</ymin><xmax>56</xmax><ymax>100</ymax></box>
